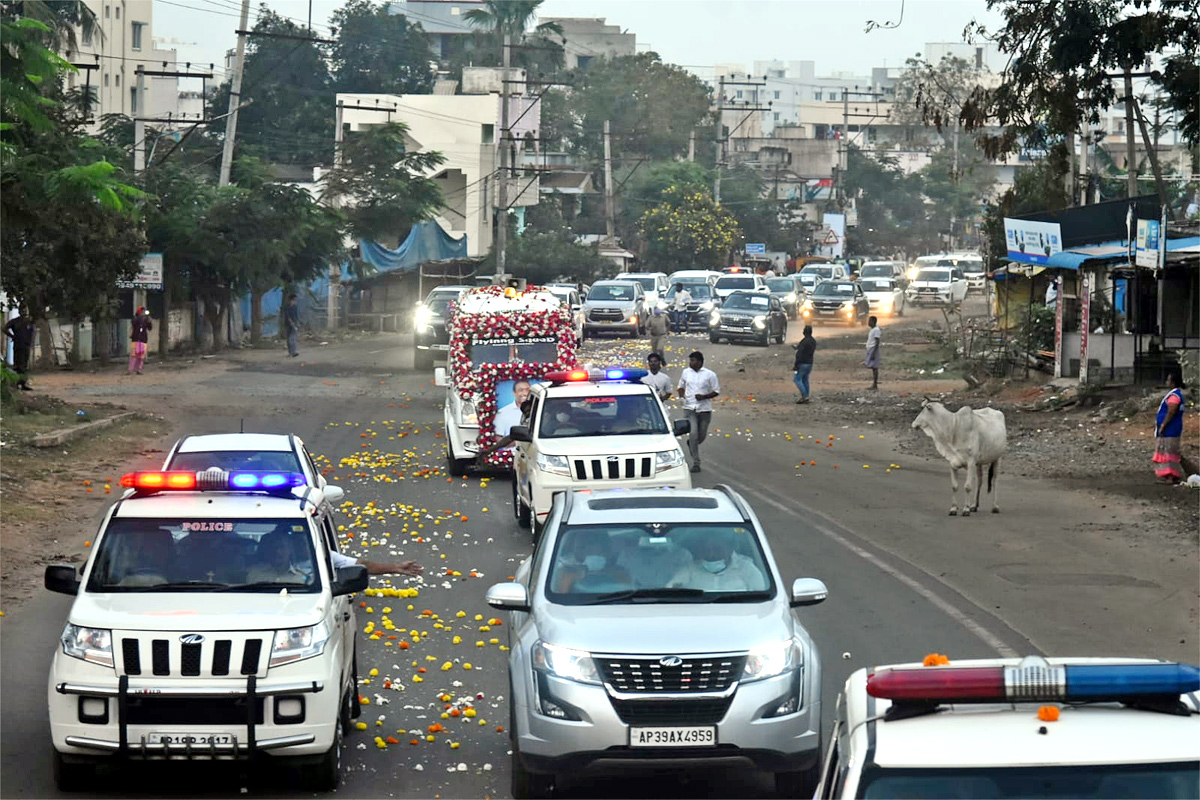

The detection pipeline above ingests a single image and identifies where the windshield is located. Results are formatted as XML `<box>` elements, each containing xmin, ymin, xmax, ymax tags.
<box><xmin>468</xmin><ymin>337</ymin><xmax>560</xmax><ymax>367</ymax></box>
<box><xmin>548</xmin><ymin>290</ymin><xmax>574</xmax><ymax>306</ymax></box>
<box><xmin>168</xmin><ymin>450</ymin><xmax>302</xmax><ymax>473</ymax></box>
<box><xmin>863</xmin><ymin>279</ymin><xmax>896</xmax><ymax>291</ymax></box>
<box><xmin>802</xmin><ymin>267</ymin><xmax>834</xmax><ymax>279</ymax></box>
<box><xmin>813</xmin><ymin>282</ymin><xmax>856</xmax><ymax>297</ymax></box>
<box><xmin>960</xmin><ymin>260</ymin><xmax>985</xmax><ymax>273</ymax></box>
<box><xmin>723</xmin><ymin>293</ymin><xmax>770</xmax><ymax>310</ymax></box>
<box><xmin>539</xmin><ymin>394</ymin><xmax>668</xmax><ymax>438</ymax></box>
<box><xmin>546</xmin><ymin>523</ymin><xmax>772</xmax><ymax>603</ymax></box>
<box><xmin>716</xmin><ymin>276</ymin><xmax>755</xmax><ymax>290</ymax></box>
<box><xmin>621</xmin><ymin>276</ymin><xmax>659</xmax><ymax>292</ymax></box>
<box><xmin>87</xmin><ymin>518</ymin><xmax>320</xmax><ymax>593</ymax></box>
<box><xmin>916</xmin><ymin>269</ymin><xmax>952</xmax><ymax>283</ymax></box>
<box><xmin>766</xmin><ymin>278</ymin><xmax>796</xmax><ymax>292</ymax></box>
<box><xmin>860</xmin><ymin>264</ymin><xmax>894</xmax><ymax>278</ymax></box>
<box><xmin>857</xmin><ymin>762</ymin><xmax>1200</xmax><ymax>799</ymax></box>
<box><xmin>665</xmin><ymin>285</ymin><xmax>712</xmax><ymax>301</ymax></box>
<box><xmin>425</xmin><ymin>296</ymin><xmax>455</xmax><ymax>315</ymax></box>
<box><xmin>589</xmin><ymin>284</ymin><xmax>636</xmax><ymax>302</ymax></box>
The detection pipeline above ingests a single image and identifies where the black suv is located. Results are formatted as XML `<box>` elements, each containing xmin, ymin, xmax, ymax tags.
<box><xmin>709</xmin><ymin>290</ymin><xmax>788</xmax><ymax>346</ymax></box>
<box><xmin>801</xmin><ymin>280</ymin><xmax>870</xmax><ymax>326</ymax></box>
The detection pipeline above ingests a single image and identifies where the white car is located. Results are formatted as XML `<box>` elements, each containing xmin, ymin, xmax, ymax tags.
<box><xmin>45</xmin><ymin>469</ymin><xmax>366</xmax><ymax>791</ymax></box>
<box><xmin>508</xmin><ymin>368</ymin><xmax>692</xmax><ymax>538</ymax></box>
<box><xmin>796</xmin><ymin>264</ymin><xmax>850</xmax><ymax>294</ymax></box>
<box><xmin>905</xmin><ymin>265</ymin><xmax>968</xmax><ymax>307</ymax></box>
<box><xmin>860</xmin><ymin>277</ymin><xmax>906</xmax><ymax>317</ymax></box>
<box><xmin>545</xmin><ymin>286</ymin><xmax>586</xmax><ymax>344</ymax></box>
<box><xmin>666</xmin><ymin>269</ymin><xmax>722</xmax><ymax>289</ymax></box>
<box><xmin>816</xmin><ymin>655</ymin><xmax>1200</xmax><ymax>799</ymax></box>
<box><xmin>163</xmin><ymin>433</ymin><xmax>340</xmax><ymax>497</ymax></box>
<box><xmin>714</xmin><ymin>273</ymin><xmax>767</xmax><ymax>300</ymax></box>
<box><xmin>615</xmin><ymin>272</ymin><xmax>669</xmax><ymax>308</ymax></box>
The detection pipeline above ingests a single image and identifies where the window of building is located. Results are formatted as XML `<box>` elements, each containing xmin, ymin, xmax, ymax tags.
<box><xmin>82</xmin><ymin>26</ymin><xmax>93</xmax><ymax>45</ymax></box>
<box><xmin>115</xmin><ymin>73</ymin><xmax>120</xmax><ymax>87</ymax></box>
<box><xmin>105</xmin><ymin>5</ymin><xmax>110</xmax><ymax>19</ymax></box>
<box><xmin>115</xmin><ymin>6</ymin><xmax>120</xmax><ymax>18</ymax></box>
<box><xmin>130</xmin><ymin>87</ymin><xmax>137</xmax><ymax>114</ymax></box>
<box><xmin>481</xmin><ymin>123</ymin><xmax>494</xmax><ymax>144</ymax></box>
<box><xmin>830</xmin><ymin>92</ymin><xmax>839</xmax><ymax>101</ymax></box>
<box><xmin>814</xmin><ymin>90</ymin><xmax>822</xmax><ymax>100</ymax></box>
<box><xmin>773</xmin><ymin>112</ymin><xmax>780</xmax><ymax>121</ymax></box>
<box><xmin>774</xmin><ymin>90</ymin><xmax>780</xmax><ymax>99</ymax></box>
<box><xmin>104</xmin><ymin>73</ymin><xmax>110</xmax><ymax>86</ymax></box>
<box><xmin>577</xmin><ymin>55</ymin><xmax>592</xmax><ymax>70</ymax></box>
<box><xmin>131</xmin><ymin>22</ymin><xmax>144</xmax><ymax>50</ymax></box>
<box><xmin>736</xmin><ymin>89</ymin><xmax>743</xmax><ymax>99</ymax></box>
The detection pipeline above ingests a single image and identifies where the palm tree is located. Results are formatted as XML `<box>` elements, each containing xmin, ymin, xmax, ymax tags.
<box><xmin>462</xmin><ymin>0</ymin><xmax>563</xmax><ymax>72</ymax></box>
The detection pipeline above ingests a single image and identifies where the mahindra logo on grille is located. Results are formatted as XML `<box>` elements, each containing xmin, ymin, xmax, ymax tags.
<box><xmin>606</xmin><ymin>456</ymin><xmax>619</xmax><ymax>463</ymax></box>
<box><xmin>659</xmin><ymin>655</ymin><xmax>684</xmax><ymax>667</ymax></box>
<box><xmin>179</xmin><ymin>634</ymin><xmax>204</xmax><ymax>645</ymax></box>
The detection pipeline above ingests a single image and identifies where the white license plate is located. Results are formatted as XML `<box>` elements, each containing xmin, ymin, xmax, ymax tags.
<box><xmin>148</xmin><ymin>732</ymin><xmax>234</xmax><ymax>746</ymax></box>
<box><xmin>818</xmin><ymin>309</ymin><xmax>836</xmax><ymax>315</ymax></box>
<box><xmin>629</xmin><ymin>726</ymin><xmax>716</xmax><ymax>747</ymax></box>
<box><xmin>720</xmin><ymin>325</ymin><xmax>740</xmax><ymax>331</ymax></box>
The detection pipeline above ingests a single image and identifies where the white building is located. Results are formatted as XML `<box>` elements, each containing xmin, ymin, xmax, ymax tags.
<box><xmin>542</xmin><ymin>17</ymin><xmax>635</xmax><ymax>70</ymax></box>
<box><xmin>335</xmin><ymin>76</ymin><xmax>540</xmax><ymax>257</ymax></box>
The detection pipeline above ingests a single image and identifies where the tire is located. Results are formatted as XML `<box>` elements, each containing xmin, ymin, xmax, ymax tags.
<box><xmin>446</xmin><ymin>449</ymin><xmax>471</xmax><ymax>477</ymax></box>
<box><xmin>413</xmin><ymin>347</ymin><xmax>434</xmax><ymax>371</ymax></box>
<box><xmin>774</xmin><ymin>764</ymin><xmax>820</xmax><ymax>798</ymax></box>
<box><xmin>512</xmin><ymin>477</ymin><xmax>531</xmax><ymax>529</ymax></box>
<box><xmin>305</xmin><ymin>705</ymin><xmax>344</xmax><ymax>793</ymax></box>
<box><xmin>709</xmin><ymin>334</ymin><xmax>721</xmax><ymax>344</ymax></box>
<box><xmin>53</xmin><ymin>751</ymin><xmax>96</xmax><ymax>793</ymax></box>
<box><xmin>350</xmin><ymin>646</ymin><xmax>361</xmax><ymax>719</ymax></box>
<box><xmin>512</xmin><ymin>748</ymin><xmax>555</xmax><ymax>799</ymax></box>
<box><xmin>531</xmin><ymin>512</ymin><xmax>543</xmax><ymax>546</ymax></box>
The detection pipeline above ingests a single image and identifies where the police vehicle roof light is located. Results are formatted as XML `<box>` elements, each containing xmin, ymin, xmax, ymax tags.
<box><xmin>121</xmin><ymin>471</ymin><xmax>197</xmax><ymax>490</ymax></box>
<box><xmin>866</xmin><ymin>659</ymin><xmax>1200</xmax><ymax>704</ymax></box>
<box><xmin>121</xmin><ymin>470</ymin><xmax>306</xmax><ymax>493</ymax></box>
<box><xmin>544</xmin><ymin>367</ymin><xmax>648</xmax><ymax>384</ymax></box>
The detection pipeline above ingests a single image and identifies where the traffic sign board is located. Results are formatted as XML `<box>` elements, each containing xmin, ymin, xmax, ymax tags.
<box><xmin>823</xmin><ymin>229</ymin><xmax>839</xmax><ymax>245</ymax></box>
<box><xmin>745</xmin><ymin>243</ymin><xmax>765</xmax><ymax>254</ymax></box>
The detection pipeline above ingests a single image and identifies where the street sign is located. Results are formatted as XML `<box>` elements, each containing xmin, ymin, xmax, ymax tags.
<box><xmin>1134</xmin><ymin>219</ymin><xmax>1161</xmax><ymax>269</ymax></box>
<box><xmin>823</xmin><ymin>229</ymin><xmax>839</xmax><ymax>245</ymax></box>
<box><xmin>117</xmin><ymin>253</ymin><xmax>164</xmax><ymax>290</ymax></box>
<box><xmin>745</xmin><ymin>243</ymin><xmax>765</xmax><ymax>254</ymax></box>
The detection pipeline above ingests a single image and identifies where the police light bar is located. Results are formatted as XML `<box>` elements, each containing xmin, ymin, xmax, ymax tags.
<box><xmin>544</xmin><ymin>367</ymin><xmax>649</xmax><ymax>384</ymax></box>
<box><xmin>121</xmin><ymin>471</ymin><xmax>306</xmax><ymax>493</ymax></box>
<box><xmin>867</xmin><ymin>658</ymin><xmax>1200</xmax><ymax>704</ymax></box>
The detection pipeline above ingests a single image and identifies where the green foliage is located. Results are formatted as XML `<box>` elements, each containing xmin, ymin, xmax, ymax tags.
<box><xmin>455</xmin><ymin>0</ymin><xmax>563</xmax><ymax>75</ymax></box>
<box><xmin>486</xmin><ymin>223</ymin><xmax>613</xmax><ymax>287</ymax></box>
<box><xmin>919</xmin><ymin>134</ymin><xmax>994</xmax><ymax>245</ymax></box>
<box><xmin>47</xmin><ymin>159</ymin><xmax>146</xmax><ymax>214</ymax></box>
<box><xmin>845</xmin><ymin>145</ymin><xmax>935</xmax><ymax>254</ymax></box>
<box><xmin>638</xmin><ymin>186</ymin><xmax>740</xmax><ymax>271</ymax></box>
<box><xmin>890</xmin><ymin>55</ymin><xmax>979</xmax><ymax>132</ymax></box>
<box><xmin>1020</xmin><ymin>303</ymin><xmax>1056</xmax><ymax>353</ymax></box>
<box><xmin>981</xmin><ymin>144</ymin><xmax>1072</xmax><ymax>265</ymax></box>
<box><xmin>0</xmin><ymin>17</ymin><xmax>70</xmax><ymax>135</ymax></box>
<box><xmin>329</xmin><ymin>0</ymin><xmax>434</xmax><ymax>94</ymax></box>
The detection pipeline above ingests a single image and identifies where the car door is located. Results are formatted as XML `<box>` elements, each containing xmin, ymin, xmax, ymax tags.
<box><xmin>514</xmin><ymin>395</ymin><xmax>540</xmax><ymax>506</ymax></box>
<box><xmin>318</xmin><ymin>512</ymin><xmax>354</xmax><ymax>675</ymax></box>
<box><xmin>769</xmin><ymin>297</ymin><xmax>785</xmax><ymax>335</ymax></box>
<box><xmin>855</xmin><ymin>284</ymin><xmax>868</xmax><ymax>318</ymax></box>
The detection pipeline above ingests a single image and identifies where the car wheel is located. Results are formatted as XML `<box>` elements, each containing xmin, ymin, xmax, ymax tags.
<box><xmin>531</xmin><ymin>512</ymin><xmax>544</xmax><ymax>545</ymax></box>
<box><xmin>350</xmin><ymin>645</ymin><xmax>362</xmax><ymax>719</ymax></box>
<box><xmin>512</xmin><ymin>477</ymin><xmax>531</xmax><ymax>529</ymax></box>
<box><xmin>53</xmin><ymin>750</ymin><xmax>97</xmax><ymax>793</ymax></box>
<box><xmin>304</xmin><ymin>704</ymin><xmax>344</xmax><ymax>792</ymax></box>
<box><xmin>446</xmin><ymin>449</ymin><xmax>471</xmax><ymax>477</ymax></box>
<box><xmin>512</xmin><ymin>746</ymin><xmax>555</xmax><ymax>799</ymax></box>
<box><xmin>709</xmin><ymin>333</ymin><xmax>721</xmax><ymax>344</ymax></box>
<box><xmin>774</xmin><ymin>764</ymin><xmax>820</xmax><ymax>798</ymax></box>
<box><xmin>413</xmin><ymin>347</ymin><xmax>434</xmax><ymax>371</ymax></box>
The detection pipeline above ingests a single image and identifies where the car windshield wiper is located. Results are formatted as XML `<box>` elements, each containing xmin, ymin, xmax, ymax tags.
<box><xmin>214</xmin><ymin>581</ymin><xmax>311</xmax><ymax>592</ymax></box>
<box><xmin>581</xmin><ymin>588</ymin><xmax>704</xmax><ymax>605</ymax></box>
<box><xmin>708</xmin><ymin>590</ymin><xmax>773</xmax><ymax>603</ymax></box>
<box><xmin>139</xmin><ymin>581</ymin><xmax>229</xmax><ymax>591</ymax></box>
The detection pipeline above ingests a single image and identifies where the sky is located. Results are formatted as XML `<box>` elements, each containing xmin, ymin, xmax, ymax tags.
<box><xmin>152</xmin><ymin>0</ymin><xmax>1005</xmax><ymax>82</ymax></box>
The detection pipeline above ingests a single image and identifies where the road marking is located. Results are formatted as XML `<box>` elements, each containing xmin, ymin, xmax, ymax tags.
<box><xmin>368</xmin><ymin>349</ymin><xmax>386</xmax><ymax>354</ymax></box>
<box><xmin>706</xmin><ymin>462</ymin><xmax>1019</xmax><ymax>657</ymax></box>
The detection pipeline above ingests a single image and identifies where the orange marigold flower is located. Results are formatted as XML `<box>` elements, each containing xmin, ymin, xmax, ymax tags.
<box><xmin>1037</xmin><ymin>705</ymin><xmax>1060</xmax><ymax>722</ymax></box>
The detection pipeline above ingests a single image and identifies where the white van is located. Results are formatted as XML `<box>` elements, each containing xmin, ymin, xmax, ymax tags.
<box><xmin>615</xmin><ymin>272</ymin><xmax>669</xmax><ymax>307</ymax></box>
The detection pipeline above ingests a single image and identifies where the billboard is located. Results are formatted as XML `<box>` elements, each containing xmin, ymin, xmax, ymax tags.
<box><xmin>818</xmin><ymin>213</ymin><xmax>845</xmax><ymax>259</ymax></box>
<box><xmin>117</xmin><ymin>253</ymin><xmax>164</xmax><ymax>290</ymax></box>
<box><xmin>1003</xmin><ymin>219</ymin><xmax>1062</xmax><ymax>265</ymax></box>
<box><xmin>1134</xmin><ymin>218</ymin><xmax>1161</xmax><ymax>269</ymax></box>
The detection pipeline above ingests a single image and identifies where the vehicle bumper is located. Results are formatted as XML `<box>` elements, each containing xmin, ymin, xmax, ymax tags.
<box><xmin>528</xmin><ymin>465</ymin><xmax>692</xmax><ymax>523</ymax></box>
<box><xmin>801</xmin><ymin>308</ymin><xmax>858</xmax><ymax>324</ymax></box>
<box><xmin>47</xmin><ymin>654</ymin><xmax>339</xmax><ymax>761</ymax></box>
<box><xmin>906</xmin><ymin>292</ymin><xmax>952</xmax><ymax>305</ymax></box>
<box><xmin>866</xmin><ymin>301</ymin><xmax>899</xmax><ymax>316</ymax></box>
<box><xmin>414</xmin><ymin>325</ymin><xmax>449</xmax><ymax>351</ymax></box>
<box><xmin>515</xmin><ymin>670</ymin><xmax>820</xmax><ymax>775</ymax></box>
<box><xmin>711</xmin><ymin>323</ymin><xmax>770</xmax><ymax>341</ymax></box>
<box><xmin>585</xmin><ymin>320</ymin><xmax>639</xmax><ymax>335</ymax></box>
<box><xmin>443</xmin><ymin>404</ymin><xmax>481</xmax><ymax>463</ymax></box>
<box><xmin>966</xmin><ymin>277</ymin><xmax>985</xmax><ymax>290</ymax></box>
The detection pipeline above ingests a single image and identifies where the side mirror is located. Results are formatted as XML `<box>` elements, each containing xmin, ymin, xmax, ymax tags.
<box><xmin>45</xmin><ymin>564</ymin><xmax>81</xmax><ymax>595</ymax></box>
<box><xmin>509</xmin><ymin>425</ymin><xmax>532</xmax><ymax>443</ymax></box>
<box><xmin>790</xmin><ymin>577</ymin><xmax>828</xmax><ymax>608</ymax></box>
<box><xmin>486</xmin><ymin>582</ymin><xmax>530</xmax><ymax>612</ymax></box>
<box><xmin>433</xmin><ymin>367</ymin><xmax>448</xmax><ymax>387</ymax></box>
<box><xmin>672</xmin><ymin>418</ymin><xmax>691</xmax><ymax>436</ymax></box>
<box><xmin>322</xmin><ymin>485</ymin><xmax>345</xmax><ymax>504</ymax></box>
<box><xmin>332</xmin><ymin>565</ymin><xmax>369</xmax><ymax>597</ymax></box>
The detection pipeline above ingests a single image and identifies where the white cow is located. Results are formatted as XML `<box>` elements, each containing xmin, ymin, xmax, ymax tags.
<box><xmin>911</xmin><ymin>400</ymin><xmax>1007</xmax><ymax>516</ymax></box>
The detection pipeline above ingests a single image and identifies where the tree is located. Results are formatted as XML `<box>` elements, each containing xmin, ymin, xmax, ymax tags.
<box><xmin>461</xmin><ymin>0</ymin><xmax>563</xmax><ymax>74</ymax></box>
<box><xmin>962</xmin><ymin>0</ymin><xmax>1200</xmax><ymax>156</ymax></box>
<box><xmin>484</xmin><ymin>222</ymin><xmax>613</xmax><ymax>286</ymax></box>
<box><xmin>890</xmin><ymin>55</ymin><xmax>978</xmax><ymax>132</ymax></box>
<box><xmin>329</xmin><ymin>0</ymin><xmax>434</xmax><ymax>95</ymax></box>
<box><xmin>919</xmin><ymin>135</ymin><xmax>995</xmax><ymax>249</ymax></box>
<box><xmin>844</xmin><ymin>145</ymin><xmax>935</xmax><ymax>255</ymax></box>
<box><xmin>638</xmin><ymin>186</ymin><xmax>740</xmax><ymax>271</ymax></box>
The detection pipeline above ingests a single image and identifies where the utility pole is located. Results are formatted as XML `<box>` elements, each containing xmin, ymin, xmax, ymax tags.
<box><xmin>134</xmin><ymin>67</ymin><xmax>146</xmax><ymax>173</ymax></box>
<box><xmin>713</xmin><ymin>74</ymin><xmax>770</xmax><ymax>205</ymax></box>
<box><xmin>218</xmin><ymin>0</ymin><xmax>251</xmax><ymax>187</ymax></box>
<box><xmin>1132</xmin><ymin>95</ymin><xmax>1169</xmax><ymax>211</ymax></box>
<box><xmin>1123</xmin><ymin>66</ymin><xmax>1138</xmax><ymax>199</ymax></box>
<box><xmin>495</xmin><ymin>33</ymin><xmax>511</xmax><ymax>282</ymax></box>
<box><xmin>713</xmin><ymin>76</ymin><xmax>724</xmax><ymax>204</ymax></box>
<box><xmin>688</xmin><ymin>130</ymin><xmax>695</xmax><ymax>162</ymax></box>
<box><xmin>839</xmin><ymin>92</ymin><xmax>849</xmax><ymax>207</ymax></box>
<box><xmin>603</xmin><ymin>119</ymin><xmax>615</xmax><ymax>238</ymax></box>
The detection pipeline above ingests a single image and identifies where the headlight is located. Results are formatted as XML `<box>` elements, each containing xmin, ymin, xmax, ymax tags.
<box><xmin>801</xmin><ymin>299</ymin><xmax>813</xmax><ymax>311</ymax></box>
<box><xmin>698</xmin><ymin>301</ymin><xmax>714</xmax><ymax>311</ymax></box>
<box><xmin>752</xmin><ymin>315</ymin><xmax>767</xmax><ymax>329</ymax></box>
<box><xmin>743</xmin><ymin>639</ymin><xmax>802</xmax><ymax>683</ymax></box>
<box><xmin>785</xmin><ymin>292</ymin><xmax>797</xmax><ymax>302</ymax></box>
<box><xmin>60</xmin><ymin>624</ymin><xmax>113</xmax><ymax>668</ymax></box>
<box><xmin>709</xmin><ymin>312</ymin><xmax>721</xmax><ymax>326</ymax></box>
<box><xmin>458</xmin><ymin>400</ymin><xmax>478</xmax><ymax>427</ymax></box>
<box><xmin>414</xmin><ymin>307</ymin><xmax>433</xmax><ymax>327</ymax></box>
<box><xmin>628</xmin><ymin>314</ymin><xmax>638</xmax><ymax>324</ymax></box>
<box><xmin>532</xmin><ymin>641</ymin><xmax>600</xmax><ymax>684</ymax></box>
<box><xmin>270</xmin><ymin>621</ymin><xmax>331</xmax><ymax>667</ymax></box>
<box><xmin>536</xmin><ymin>453</ymin><xmax>572</xmax><ymax>476</ymax></box>
<box><xmin>841</xmin><ymin>301</ymin><xmax>853</xmax><ymax>310</ymax></box>
<box><xmin>655</xmin><ymin>449</ymin><xmax>685</xmax><ymax>473</ymax></box>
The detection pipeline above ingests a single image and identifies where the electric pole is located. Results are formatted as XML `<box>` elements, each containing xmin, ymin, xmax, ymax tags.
<box><xmin>713</xmin><ymin>76</ymin><xmax>724</xmax><ymax>204</ymax></box>
<box><xmin>1123</xmin><ymin>66</ymin><xmax>1137</xmax><ymax>199</ymax></box>
<box><xmin>218</xmin><ymin>0</ymin><xmax>251</xmax><ymax>187</ymax></box>
<box><xmin>603</xmin><ymin>119</ymin><xmax>615</xmax><ymax>238</ymax></box>
<box><xmin>494</xmin><ymin>33</ymin><xmax>511</xmax><ymax>282</ymax></box>
<box><xmin>134</xmin><ymin>67</ymin><xmax>146</xmax><ymax>173</ymax></box>
<box><xmin>688</xmin><ymin>130</ymin><xmax>695</xmax><ymax>162</ymax></box>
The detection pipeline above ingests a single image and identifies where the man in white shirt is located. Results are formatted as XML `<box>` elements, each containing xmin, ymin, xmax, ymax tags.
<box><xmin>670</xmin><ymin>283</ymin><xmax>692</xmax><ymax>333</ymax></box>
<box><xmin>641</xmin><ymin>352</ymin><xmax>673</xmax><ymax>401</ymax></box>
<box><xmin>668</xmin><ymin>532</ymin><xmax>765</xmax><ymax>591</ymax></box>
<box><xmin>676</xmin><ymin>350</ymin><xmax>720</xmax><ymax>472</ymax></box>
<box><xmin>494</xmin><ymin>379</ymin><xmax>532</xmax><ymax>437</ymax></box>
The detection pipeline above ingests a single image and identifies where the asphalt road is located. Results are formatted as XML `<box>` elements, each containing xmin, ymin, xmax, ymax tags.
<box><xmin>1</xmin><ymin>323</ymin><xmax>1185</xmax><ymax>799</ymax></box>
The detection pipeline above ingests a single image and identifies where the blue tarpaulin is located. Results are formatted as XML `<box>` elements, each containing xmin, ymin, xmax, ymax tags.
<box><xmin>359</xmin><ymin>221</ymin><xmax>467</xmax><ymax>273</ymax></box>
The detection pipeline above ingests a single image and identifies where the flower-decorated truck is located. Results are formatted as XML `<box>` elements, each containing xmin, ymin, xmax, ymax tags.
<box><xmin>435</xmin><ymin>285</ymin><xmax>579</xmax><ymax>473</ymax></box>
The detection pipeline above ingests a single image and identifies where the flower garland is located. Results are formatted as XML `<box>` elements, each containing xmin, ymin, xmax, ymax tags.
<box><xmin>447</xmin><ymin>285</ymin><xmax>578</xmax><ymax>467</ymax></box>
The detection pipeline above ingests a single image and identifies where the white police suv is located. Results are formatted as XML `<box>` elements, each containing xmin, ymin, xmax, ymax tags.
<box><xmin>508</xmin><ymin>367</ymin><xmax>692</xmax><ymax>538</ymax></box>
<box><xmin>45</xmin><ymin>469</ymin><xmax>367</xmax><ymax>791</ymax></box>
<box><xmin>816</xmin><ymin>654</ymin><xmax>1200</xmax><ymax>799</ymax></box>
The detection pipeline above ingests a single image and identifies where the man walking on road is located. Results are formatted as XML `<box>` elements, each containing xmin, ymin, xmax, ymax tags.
<box><xmin>647</xmin><ymin>306</ymin><xmax>670</xmax><ymax>362</ymax></box>
<box><xmin>793</xmin><ymin>325</ymin><xmax>816</xmax><ymax>404</ymax></box>
<box><xmin>642</xmin><ymin>352</ymin><xmax>673</xmax><ymax>401</ymax></box>
<box><xmin>670</xmin><ymin>283</ymin><xmax>692</xmax><ymax>334</ymax></box>
<box><xmin>284</xmin><ymin>294</ymin><xmax>300</xmax><ymax>358</ymax></box>
<box><xmin>865</xmin><ymin>316</ymin><xmax>881</xmax><ymax>390</ymax></box>
<box><xmin>677</xmin><ymin>350</ymin><xmax>720</xmax><ymax>473</ymax></box>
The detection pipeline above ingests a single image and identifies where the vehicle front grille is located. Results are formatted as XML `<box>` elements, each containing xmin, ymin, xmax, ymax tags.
<box><xmin>598</xmin><ymin>655</ymin><xmax>746</xmax><ymax>693</ymax></box>
<box><xmin>572</xmin><ymin>456</ymin><xmax>653</xmax><ymax>480</ymax></box>
<box><xmin>812</xmin><ymin>302</ymin><xmax>844</xmax><ymax>310</ymax></box>
<box><xmin>609</xmin><ymin>696</ymin><xmax>734</xmax><ymax>725</ymax></box>
<box><xmin>720</xmin><ymin>317</ymin><xmax>751</xmax><ymax>327</ymax></box>
<box><xmin>119</xmin><ymin>634</ymin><xmax>269</xmax><ymax>678</ymax></box>
<box><xmin>589</xmin><ymin>309</ymin><xmax>625</xmax><ymax>322</ymax></box>
<box><xmin>916</xmin><ymin>287</ymin><xmax>942</xmax><ymax>294</ymax></box>
<box><xmin>126</xmin><ymin>697</ymin><xmax>264</xmax><ymax>726</ymax></box>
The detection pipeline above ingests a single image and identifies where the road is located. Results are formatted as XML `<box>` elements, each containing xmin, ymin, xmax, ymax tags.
<box><xmin>2</xmin><ymin>314</ymin><xmax>1192</xmax><ymax>798</ymax></box>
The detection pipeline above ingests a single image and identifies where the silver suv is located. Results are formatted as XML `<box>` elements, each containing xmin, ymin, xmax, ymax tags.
<box><xmin>584</xmin><ymin>280</ymin><xmax>646</xmax><ymax>338</ymax></box>
<box><xmin>487</xmin><ymin>486</ymin><xmax>828</xmax><ymax>798</ymax></box>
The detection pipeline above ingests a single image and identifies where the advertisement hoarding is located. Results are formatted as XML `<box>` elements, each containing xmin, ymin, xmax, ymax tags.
<box><xmin>1003</xmin><ymin>219</ymin><xmax>1063</xmax><ymax>265</ymax></box>
<box><xmin>117</xmin><ymin>253</ymin><xmax>164</xmax><ymax>290</ymax></box>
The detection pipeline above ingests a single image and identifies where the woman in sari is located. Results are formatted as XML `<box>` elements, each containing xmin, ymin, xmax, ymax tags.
<box><xmin>1153</xmin><ymin>368</ymin><xmax>1187</xmax><ymax>484</ymax></box>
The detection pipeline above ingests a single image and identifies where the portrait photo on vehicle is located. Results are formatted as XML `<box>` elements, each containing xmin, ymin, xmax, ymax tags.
<box><xmin>493</xmin><ymin>378</ymin><xmax>545</xmax><ymax>436</ymax></box>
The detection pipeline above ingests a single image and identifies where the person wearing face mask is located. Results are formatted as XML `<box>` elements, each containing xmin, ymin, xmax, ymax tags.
<box><xmin>668</xmin><ymin>531</ymin><xmax>766</xmax><ymax>591</ymax></box>
<box><xmin>554</xmin><ymin>535</ymin><xmax>632</xmax><ymax>594</ymax></box>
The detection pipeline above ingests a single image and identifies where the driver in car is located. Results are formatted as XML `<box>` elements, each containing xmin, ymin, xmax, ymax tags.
<box><xmin>668</xmin><ymin>530</ymin><xmax>766</xmax><ymax>591</ymax></box>
<box><xmin>554</xmin><ymin>535</ymin><xmax>633</xmax><ymax>594</ymax></box>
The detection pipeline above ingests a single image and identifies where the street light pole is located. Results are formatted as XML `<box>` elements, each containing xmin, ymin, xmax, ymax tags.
<box><xmin>495</xmin><ymin>33</ymin><xmax>511</xmax><ymax>283</ymax></box>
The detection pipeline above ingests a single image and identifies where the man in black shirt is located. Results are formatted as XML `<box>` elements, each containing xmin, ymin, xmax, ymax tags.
<box><xmin>4</xmin><ymin>308</ymin><xmax>35</xmax><ymax>390</ymax></box>
<box><xmin>793</xmin><ymin>325</ymin><xmax>816</xmax><ymax>404</ymax></box>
